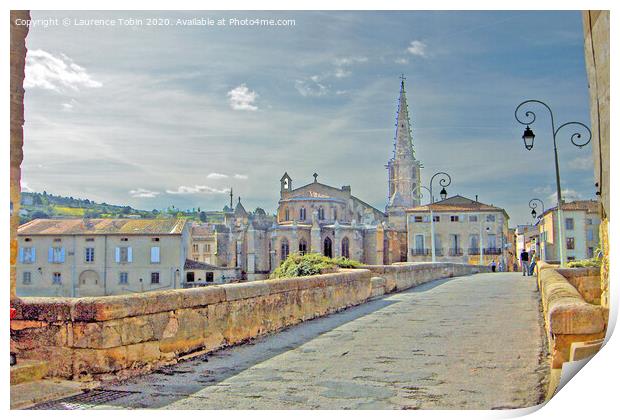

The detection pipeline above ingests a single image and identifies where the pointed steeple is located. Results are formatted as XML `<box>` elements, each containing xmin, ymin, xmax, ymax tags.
<box><xmin>386</xmin><ymin>75</ymin><xmax>422</xmax><ymax>229</ymax></box>
<box><xmin>234</xmin><ymin>197</ymin><xmax>248</xmax><ymax>218</ymax></box>
<box><xmin>394</xmin><ymin>75</ymin><xmax>414</xmax><ymax>161</ymax></box>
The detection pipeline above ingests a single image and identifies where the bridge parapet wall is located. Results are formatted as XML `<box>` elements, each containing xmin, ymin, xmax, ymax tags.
<box><xmin>11</xmin><ymin>263</ymin><xmax>486</xmax><ymax>380</ymax></box>
<box><xmin>537</xmin><ymin>262</ymin><xmax>607</xmax><ymax>369</ymax></box>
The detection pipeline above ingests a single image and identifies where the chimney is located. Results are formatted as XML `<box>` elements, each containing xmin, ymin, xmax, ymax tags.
<box><xmin>475</xmin><ymin>195</ymin><xmax>478</xmax><ymax>202</ymax></box>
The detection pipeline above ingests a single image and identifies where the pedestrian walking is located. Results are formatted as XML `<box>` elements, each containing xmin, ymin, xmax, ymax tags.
<box><xmin>520</xmin><ymin>249</ymin><xmax>530</xmax><ymax>276</ymax></box>
<box><xmin>529</xmin><ymin>250</ymin><xmax>538</xmax><ymax>276</ymax></box>
<box><xmin>490</xmin><ymin>260</ymin><xmax>497</xmax><ymax>272</ymax></box>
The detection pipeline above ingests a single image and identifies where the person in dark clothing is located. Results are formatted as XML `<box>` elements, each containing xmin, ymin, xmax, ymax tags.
<box><xmin>520</xmin><ymin>249</ymin><xmax>530</xmax><ymax>276</ymax></box>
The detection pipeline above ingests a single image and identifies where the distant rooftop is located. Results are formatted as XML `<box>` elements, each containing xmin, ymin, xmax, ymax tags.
<box><xmin>18</xmin><ymin>218</ymin><xmax>187</xmax><ymax>235</ymax></box>
<box><xmin>407</xmin><ymin>195</ymin><xmax>506</xmax><ymax>214</ymax></box>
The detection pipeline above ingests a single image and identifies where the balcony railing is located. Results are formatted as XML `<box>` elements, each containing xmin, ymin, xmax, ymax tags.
<box><xmin>410</xmin><ymin>248</ymin><xmax>430</xmax><ymax>256</ymax></box>
<box><xmin>484</xmin><ymin>248</ymin><xmax>502</xmax><ymax>255</ymax></box>
<box><xmin>448</xmin><ymin>248</ymin><xmax>463</xmax><ymax>256</ymax></box>
<box><xmin>468</xmin><ymin>247</ymin><xmax>480</xmax><ymax>255</ymax></box>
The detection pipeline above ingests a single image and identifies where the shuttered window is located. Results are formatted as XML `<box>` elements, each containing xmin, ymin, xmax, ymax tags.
<box><xmin>48</xmin><ymin>247</ymin><xmax>65</xmax><ymax>263</ymax></box>
<box><xmin>115</xmin><ymin>247</ymin><xmax>132</xmax><ymax>263</ymax></box>
<box><xmin>150</xmin><ymin>247</ymin><xmax>161</xmax><ymax>263</ymax></box>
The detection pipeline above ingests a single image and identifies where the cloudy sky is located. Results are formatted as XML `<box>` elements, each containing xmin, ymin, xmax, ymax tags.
<box><xmin>22</xmin><ymin>10</ymin><xmax>595</xmax><ymax>225</ymax></box>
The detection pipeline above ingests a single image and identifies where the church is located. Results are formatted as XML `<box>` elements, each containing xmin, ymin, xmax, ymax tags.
<box><xmin>189</xmin><ymin>77</ymin><xmax>423</xmax><ymax>280</ymax></box>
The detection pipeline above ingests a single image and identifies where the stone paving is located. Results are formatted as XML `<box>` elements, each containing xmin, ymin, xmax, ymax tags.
<box><xmin>84</xmin><ymin>272</ymin><xmax>549</xmax><ymax>409</ymax></box>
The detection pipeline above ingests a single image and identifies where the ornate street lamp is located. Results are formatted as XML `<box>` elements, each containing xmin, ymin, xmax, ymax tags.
<box><xmin>413</xmin><ymin>171</ymin><xmax>453</xmax><ymax>263</ymax></box>
<box><xmin>429</xmin><ymin>172</ymin><xmax>452</xmax><ymax>204</ymax></box>
<box><xmin>529</xmin><ymin>198</ymin><xmax>544</xmax><ymax>220</ymax></box>
<box><xmin>522</xmin><ymin>126</ymin><xmax>535</xmax><ymax>150</ymax></box>
<box><xmin>515</xmin><ymin>100</ymin><xmax>591</xmax><ymax>266</ymax></box>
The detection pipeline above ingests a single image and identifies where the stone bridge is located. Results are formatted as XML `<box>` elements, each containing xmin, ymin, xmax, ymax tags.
<box><xmin>11</xmin><ymin>263</ymin><xmax>555</xmax><ymax>409</ymax></box>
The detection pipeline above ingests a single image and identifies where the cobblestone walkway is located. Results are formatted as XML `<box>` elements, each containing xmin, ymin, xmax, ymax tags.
<box><xmin>86</xmin><ymin>272</ymin><xmax>549</xmax><ymax>409</ymax></box>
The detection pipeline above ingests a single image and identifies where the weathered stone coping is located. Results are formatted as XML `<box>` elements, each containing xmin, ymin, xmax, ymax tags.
<box><xmin>537</xmin><ymin>262</ymin><xmax>607</xmax><ymax>368</ymax></box>
<box><xmin>10</xmin><ymin>263</ymin><xmax>487</xmax><ymax>380</ymax></box>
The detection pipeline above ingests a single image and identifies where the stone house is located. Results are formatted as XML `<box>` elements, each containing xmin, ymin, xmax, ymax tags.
<box><xmin>406</xmin><ymin>196</ymin><xmax>511</xmax><ymax>268</ymax></box>
<box><xmin>537</xmin><ymin>200</ymin><xmax>600</xmax><ymax>262</ymax></box>
<box><xmin>16</xmin><ymin>218</ymin><xmax>190</xmax><ymax>297</ymax></box>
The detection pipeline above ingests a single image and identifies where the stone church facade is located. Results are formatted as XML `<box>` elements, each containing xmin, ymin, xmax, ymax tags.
<box><xmin>190</xmin><ymin>77</ymin><xmax>423</xmax><ymax>280</ymax></box>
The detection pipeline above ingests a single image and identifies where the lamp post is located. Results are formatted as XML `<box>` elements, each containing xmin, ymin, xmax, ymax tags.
<box><xmin>529</xmin><ymin>198</ymin><xmax>545</xmax><ymax>261</ymax></box>
<box><xmin>514</xmin><ymin>100</ymin><xmax>591</xmax><ymax>266</ymax></box>
<box><xmin>414</xmin><ymin>172</ymin><xmax>452</xmax><ymax>263</ymax></box>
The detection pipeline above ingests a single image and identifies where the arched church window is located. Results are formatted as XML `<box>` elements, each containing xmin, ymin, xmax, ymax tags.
<box><xmin>332</xmin><ymin>207</ymin><xmax>337</xmax><ymax>220</ymax></box>
<box><xmin>281</xmin><ymin>238</ymin><xmax>290</xmax><ymax>261</ymax></box>
<box><xmin>300</xmin><ymin>207</ymin><xmax>306</xmax><ymax>221</ymax></box>
<box><xmin>341</xmin><ymin>237</ymin><xmax>350</xmax><ymax>259</ymax></box>
<box><xmin>299</xmin><ymin>238</ymin><xmax>307</xmax><ymax>255</ymax></box>
<box><xmin>318</xmin><ymin>207</ymin><xmax>325</xmax><ymax>220</ymax></box>
<box><xmin>284</xmin><ymin>208</ymin><xmax>289</xmax><ymax>221</ymax></box>
<box><xmin>323</xmin><ymin>237</ymin><xmax>332</xmax><ymax>258</ymax></box>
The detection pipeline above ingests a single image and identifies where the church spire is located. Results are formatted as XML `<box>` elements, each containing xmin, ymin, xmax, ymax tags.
<box><xmin>394</xmin><ymin>74</ymin><xmax>414</xmax><ymax>160</ymax></box>
<box><xmin>386</xmin><ymin>75</ymin><xmax>422</xmax><ymax>226</ymax></box>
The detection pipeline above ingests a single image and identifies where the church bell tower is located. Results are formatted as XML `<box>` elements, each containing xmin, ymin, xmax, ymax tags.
<box><xmin>386</xmin><ymin>75</ymin><xmax>422</xmax><ymax>230</ymax></box>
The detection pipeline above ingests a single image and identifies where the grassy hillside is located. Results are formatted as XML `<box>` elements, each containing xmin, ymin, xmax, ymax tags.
<box><xmin>18</xmin><ymin>191</ymin><xmax>229</xmax><ymax>225</ymax></box>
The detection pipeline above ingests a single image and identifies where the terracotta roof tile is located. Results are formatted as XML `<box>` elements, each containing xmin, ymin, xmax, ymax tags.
<box><xmin>18</xmin><ymin>218</ymin><xmax>187</xmax><ymax>235</ymax></box>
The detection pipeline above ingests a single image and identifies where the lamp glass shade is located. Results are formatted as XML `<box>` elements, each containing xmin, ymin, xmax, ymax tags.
<box><xmin>531</xmin><ymin>209</ymin><xmax>537</xmax><ymax>218</ymax></box>
<box><xmin>522</xmin><ymin>126</ymin><xmax>535</xmax><ymax>150</ymax></box>
<box><xmin>440</xmin><ymin>187</ymin><xmax>447</xmax><ymax>200</ymax></box>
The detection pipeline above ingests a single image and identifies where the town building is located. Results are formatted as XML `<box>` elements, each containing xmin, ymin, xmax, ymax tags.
<box><xmin>537</xmin><ymin>200</ymin><xmax>600</xmax><ymax>262</ymax></box>
<box><xmin>515</xmin><ymin>224</ymin><xmax>540</xmax><ymax>257</ymax></box>
<box><xmin>405</xmin><ymin>196</ymin><xmax>513</xmax><ymax>269</ymax></box>
<box><xmin>16</xmin><ymin>218</ymin><xmax>191</xmax><ymax>297</ymax></box>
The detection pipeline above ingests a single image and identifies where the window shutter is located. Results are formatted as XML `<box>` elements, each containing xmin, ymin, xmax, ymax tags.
<box><xmin>115</xmin><ymin>247</ymin><xmax>120</xmax><ymax>263</ymax></box>
<box><xmin>32</xmin><ymin>248</ymin><xmax>36</xmax><ymax>262</ymax></box>
<box><xmin>48</xmin><ymin>247</ymin><xmax>54</xmax><ymax>263</ymax></box>
<box><xmin>151</xmin><ymin>246</ymin><xmax>160</xmax><ymax>263</ymax></box>
<box><xmin>127</xmin><ymin>247</ymin><xmax>133</xmax><ymax>263</ymax></box>
<box><xmin>60</xmin><ymin>247</ymin><xmax>66</xmax><ymax>262</ymax></box>
<box><xmin>18</xmin><ymin>248</ymin><xmax>24</xmax><ymax>263</ymax></box>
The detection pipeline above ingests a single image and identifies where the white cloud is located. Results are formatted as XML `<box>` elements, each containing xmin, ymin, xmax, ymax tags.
<box><xmin>166</xmin><ymin>185</ymin><xmax>229</xmax><ymax>195</ymax></box>
<box><xmin>227</xmin><ymin>84</ymin><xmax>258</xmax><ymax>111</ymax></box>
<box><xmin>333</xmin><ymin>56</ymin><xmax>368</xmax><ymax>66</ymax></box>
<box><xmin>533</xmin><ymin>185</ymin><xmax>553</xmax><ymax>195</ymax></box>
<box><xmin>567</xmin><ymin>156</ymin><xmax>593</xmax><ymax>171</ymax></box>
<box><xmin>129</xmin><ymin>188</ymin><xmax>160</xmax><ymax>198</ymax></box>
<box><xmin>25</xmin><ymin>49</ymin><xmax>102</xmax><ymax>92</ymax></box>
<box><xmin>295</xmin><ymin>76</ymin><xmax>328</xmax><ymax>97</ymax></box>
<box><xmin>206</xmin><ymin>172</ymin><xmax>229</xmax><ymax>180</ymax></box>
<box><xmin>233</xmin><ymin>174</ymin><xmax>248</xmax><ymax>180</ymax></box>
<box><xmin>394</xmin><ymin>57</ymin><xmax>409</xmax><ymax>65</ymax></box>
<box><xmin>547</xmin><ymin>188</ymin><xmax>583</xmax><ymax>203</ymax></box>
<box><xmin>334</xmin><ymin>68</ymin><xmax>352</xmax><ymax>79</ymax></box>
<box><xmin>407</xmin><ymin>40</ymin><xmax>427</xmax><ymax>57</ymax></box>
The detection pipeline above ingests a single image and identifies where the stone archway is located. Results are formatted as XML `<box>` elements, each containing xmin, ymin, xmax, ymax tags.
<box><xmin>78</xmin><ymin>270</ymin><xmax>103</xmax><ymax>296</ymax></box>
